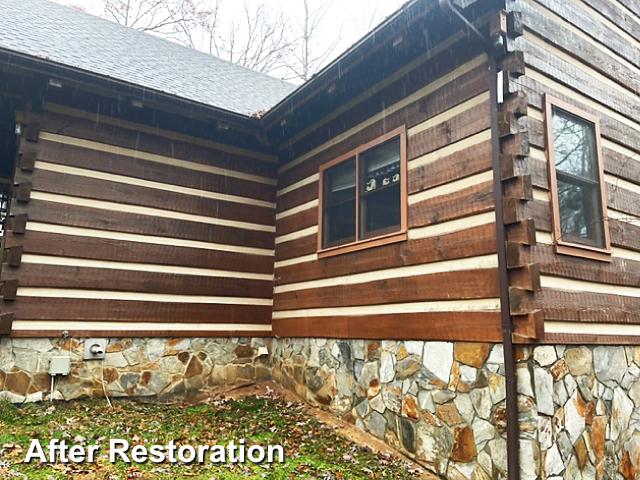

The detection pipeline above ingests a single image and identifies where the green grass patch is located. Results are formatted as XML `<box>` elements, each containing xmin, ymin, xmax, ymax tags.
<box><xmin>0</xmin><ymin>396</ymin><xmax>420</xmax><ymax>479</ymax></box>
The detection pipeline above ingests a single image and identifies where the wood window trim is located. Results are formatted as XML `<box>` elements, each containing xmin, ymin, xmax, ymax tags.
<box><xmin>544</xmin><ymin>94</ymin><xmax>611</xmax><ymax>262</ymax></box>
<box><xmin>318</xmin><ymin>126</ymin><xmax>407</xmax><ymax>258</ymax></box>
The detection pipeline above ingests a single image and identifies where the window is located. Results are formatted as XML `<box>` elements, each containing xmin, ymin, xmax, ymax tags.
<box><xmin>545</xmin><ymin>95</ymin><xmax>610</xmax><ymax>260</ymax></box>
<box><xmin>318</xmin><ymin>126</ymin><xmax>407</xmax><ymax>257</ymax></box>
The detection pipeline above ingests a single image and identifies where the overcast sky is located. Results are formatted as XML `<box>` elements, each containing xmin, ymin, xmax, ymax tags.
<box><xmin>49</xmin><ymin>0</ymin><xmax>409</xmax><ymax>78</ymax></box>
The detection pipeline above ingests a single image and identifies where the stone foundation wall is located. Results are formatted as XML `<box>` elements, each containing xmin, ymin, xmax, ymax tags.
<box><xmin>0</xmin><ymin>337</ymin><xmax>272</xmax><ymax>404</ymax></box>
<box><xmin>0</xmin><ymin>335</ymin><xmax>509</xmax><ymax>478</ymax></box>
<box><xmin>17</xmin><ymin>337</ymin><xmax>640</xmax><ymax>479</ymax></box>
<box><xmin>517</xmin><ymin>345</ymin><xmax>640</xmax><ymax>480</ymax></box>
<box><xmin>270</xmin><ymin>338</ymin><xmax>508</xmax><ymax>479</ymax></box>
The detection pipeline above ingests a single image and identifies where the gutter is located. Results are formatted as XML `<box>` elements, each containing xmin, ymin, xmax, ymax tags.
<box><xmin>438</xmin><ymin>2</ymin><xmax>519</xmax><ymax>480</ymax></box>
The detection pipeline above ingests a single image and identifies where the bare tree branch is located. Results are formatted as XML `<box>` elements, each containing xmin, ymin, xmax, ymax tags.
<box><xmin>92</xmin><ymin>0</ymin><xmax>381</xmax><ymax>81</ymax></box>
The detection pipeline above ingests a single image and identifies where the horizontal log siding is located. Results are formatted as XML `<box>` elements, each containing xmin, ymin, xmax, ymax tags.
<box><xmin>3</xmin><ymin>106</ymin><xmax>276</xmax><ymax>337</ymax></box>
<box><xmin>509</xmin><ymin>0</ymin><xmax>640</xmax><ymax>343</ymax></box>
<box><xmin>273</xmin><ymin>42</ymin><xmax>500</xmax><ymax>341</ymax></box>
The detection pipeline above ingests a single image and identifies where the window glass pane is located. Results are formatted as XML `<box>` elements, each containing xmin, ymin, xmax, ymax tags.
<box><xmin>556</xmin><ymin>173</ymin><xmax>605</xmax><ymax>248</ymax></box>
<box><xmin>359</xmin><ymin>137</ymin><xmax>401</xmax><ymax>239</ymax></box>
<box><xmin>552</xmin><ymin>107</ymin><xmax>598</xmax><ymax>181</ymax></box>
<box><xmin>322</xmin><ymin>157</ymin><xmax>356</xmax><ymax>248</ymax></box>
<box><xmin>360</xmin><ymin>186</ymin><xmax>400</xmax><ymax>239</ymax></box>
<box><xmin>361</xmin><ymin>138</ymin><xmax>400</xmax><ymax>192</ymax></box>
<box><xmin>552</xmin><ymin>106</ymin><xmax>605</xmax><ymax>249</ymax></box>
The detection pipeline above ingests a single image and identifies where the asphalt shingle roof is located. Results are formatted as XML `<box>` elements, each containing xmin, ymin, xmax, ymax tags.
<box><xmin>0</xmin><ymin>0</ymin><xmax>296</xmax><ymax>116</ymax></box>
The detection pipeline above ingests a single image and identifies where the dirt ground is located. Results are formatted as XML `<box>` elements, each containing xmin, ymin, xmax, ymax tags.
<box><xmin>215</xmin><ymin>381</ymin><xmax>440</xmax><ymax>480</ymax></box>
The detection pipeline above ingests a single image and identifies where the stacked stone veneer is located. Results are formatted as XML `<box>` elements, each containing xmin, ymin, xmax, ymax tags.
<box><xmin>0</xmin><ymin>337</ymin><xmax>272</xmax><ymax>404</ymax></box>
<box><xmin>517</xmin><ymin>345</ymin><xmax>640</xmax><ymax>480</ymax></box>
<box><xmin>270</xmin><ymin>339</ymin><xmax>508</xmax><ymax>479</ymax></box>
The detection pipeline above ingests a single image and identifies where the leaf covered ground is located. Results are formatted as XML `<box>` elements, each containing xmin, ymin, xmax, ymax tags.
<box><xmin>0</xmin><ymin>391</ymin><xmax>424</xmax><ymax>480</ymax></box>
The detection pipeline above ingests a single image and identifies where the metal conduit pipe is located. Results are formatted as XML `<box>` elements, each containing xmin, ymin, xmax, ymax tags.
<box><xmin>438</xmin><ymin>2</ymin><xmax>520</xmax><ymax>480</ymax></box>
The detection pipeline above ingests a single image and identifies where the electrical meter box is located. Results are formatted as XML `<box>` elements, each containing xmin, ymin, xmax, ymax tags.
<box><xmin>49</xmin><ymin>356</ymin><xmax>71</xmax><ymax>376</ymax></box>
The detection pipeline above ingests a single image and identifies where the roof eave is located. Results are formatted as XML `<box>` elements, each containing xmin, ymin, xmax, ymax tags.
<box><xmin>0</xmin><ymin>47</ymin><xmax>265</xmax><ymax>130</ymax></box>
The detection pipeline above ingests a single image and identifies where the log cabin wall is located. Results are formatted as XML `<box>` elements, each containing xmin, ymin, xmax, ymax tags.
<box><xmin>1</xmin><ymin>102</ymin><xmax>277</xmax><ymax>338</ymax></box>
<box><xmin>272</xmin><ymin>21</ymin><xmax>503</xmax><ymax>342</ymax></box>
<box><xmin>503</xmin><ymin>0</ymin><xmax>640</xmax><ymax>344</ymax></box>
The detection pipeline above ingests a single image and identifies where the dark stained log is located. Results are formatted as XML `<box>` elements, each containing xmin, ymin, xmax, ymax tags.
<box><xmin>506</xmin><ymin>242</ymin><xmax>526</xmax><ymax>269</ymax></box>
<box><xmin>602</xmin><ymin>148</ymin><xmax>640</xmax><ymax>188</ymax></box>
<box><xmin>490</xmin><ymin>10</ymin><xmax>508</xmax><ymax>37</ymax></box>
<box><xmin>272</xmin><ymin>311</ymin><xmax>502</xmax><ymax>341</ymax></box>
<box><xmin>506</xmin><ymin>219</ymin><xmax>537</xmax><ymax>246</ymax></box>
<box><xmin>507</xmin><ymin>11</ymin><xmax>524</xmax><ymax>38</ymax></box>
<box><xmin>541</xmin><ymin>333</ymin><xmax>640</xmax><ymax>346</ymax></box>
<box><xmin>11</xmin><ymin>200</ymin><xmax>274</xmax><ymax>250</ymax></box>
<box><xmin>0</xmin><ymin>279</ymin><xmax>18</xmax><ymax>300</ymax></box>
<box><xmin>509</xmin><ymin>264</ymin><xmax>541</xmax><ymax>291</ymax></box>
<box><xmin>18</xmin><ymin>152</ymin><xmax>36</xmax><ymax>171</ymax></box>
<box><xmin>528</xmin><ymin>157</ymin><xmax>548</xmax><ymax>190</ymax></box>
<box><xmin>7</xmin><ymin>214</ymin><xmax>27</xmax><ymax>235</ymax></box>
<box><xmin>581</xmin><ymin>0</ymin><xmax>640</xmax><ymax>43</ymax></box>
<box><xmin>279</xmin><ymin>44</ymin><xmax>489</xmax><ymax>166</ymax></box>
<box><xmin>275</xmin><ymin>208</ymin><xmax>316</xmax><ymax>237</ymax></box>
<box><xmin>274</xmin><ymin>268</ymin><xmax>499</xmax><ymax>310</ymax></box>
<box><xmin>408</xmin><ymin>101</ymin><xmax>491</xmax><ymax>160</ymax></box>
<box><xmin>24</xmin><ymin>110</ymin><xmax>276</xmax><ymax>178</ymax></box>
<box><xmin>408</xmin><ymin>181</ymin><xmax>494</xmax><ymax>228</ymax></box>
<box><xmin>4</xmin><ymin>231</ymin><xmax>273</xmax><ymax>274</ymax></box>
<box><xmin>515</xmin><ymin>0</ymin><xmax>640</xmax><ymax>93</ymax></box>
<box><xmin>512</xmin><ymin>311</ymin><xmax>544</xmax><ymax>341</ymax></box>
<box><xmin>518</xmin><ymin>244</ymin><xmax>640</xmax><ymax>287</ymax></box>
<box><xmin>0</xmin><ymin>313</ymin><xmax>13</xmax><ymax>335</ymax></box>
<box><xmin>10</xmin><ymin>297</ymin><xmax>272</xmax><ymax>323</ymax></box>
<box><xmin>503</xmin><ymin>175</ymin><xmax>533</xmax><ymax>200</ymax></box>
<box><xmin>24</xmin><ymin>123</ymin><xmax>40</xmax><ymax>143</ymax></box>
<box><xmin>2</xmin><ymin>264</ymin><xmax>272</xmax><ymax>298</ymax></box>
<box><xmin>519</xmin><ymin>38</ymin><xmax>640</xmax><ymax>135</ymax></box>
<box><xmin>500</xmin><ymin>51</ymin><xmax>525</xmax><ymax>77</ymax></box>
<box><xmin>4</xmin><ymin>246</ymin><xmax>23</xmax><ymax>267</ymax></box>
<box><xmin>277</xmin><ymin>181</ymin><xmax>318</xmax><ymax>213</ymax></box>
<box><xmin>502</xmin><ymin>197</ymin><xmax>528</xmax><ymax>225</ymax></box>
<box><xmin>502</xmin><ymin>90</ymin><xmax>528</xmax><ymax>117</ymax></box>
<box><xmin>500</xmin><ymin>132</ymin><xmax>530</xmax><ymax>156</ymax></box>
<box><xmin>14</xmin><ymin>168</ymin><xmax>275</xmax><ymax>226</ymax></box>
<box><xmin>274</xmin><ymin>235</ymin><xmax>317</xmax><ymax>262</ymax></box>
<box><xmin>610</xmin><ymin>219</ymin><xmax>640</xmax><ymax>253</ymax></box>
<box><xmin>10</xmin><ymin>328</ymin><xmax>273</xmax><ymax>338</ymax></box>
<box><xmin>409</xmin><ymin>140</ymin><xmax>492</xmax><ymax>194</ymax></box>
<box><xmin>279</xmin><ymin>64</ymin><xmax>490</xmax><ymax>189</ymax></box>
<box><xmin>498</xmin><ymin>111</ymin><xmax>521</xmax><ymax>137</ymax></box>
<box><xmin>518</xmin><ymin>0</ymin><xmax>640</xmax><ymax>70</ymax></box>
<box><xmin>607</xmin><ymin>183</ymin><xmax>640</xmax><ymax>219</ymax></box>
<box><xmin>276</xmin><ymin>222</ymin><xmax>497</xmax><ymax>284</ymax></box>
<box><xmin>19</xmin><ymin>141</ymin><xmax>276</xmax><ymax>204</ymax></box>
<box><xmin>14</xmin><ymin>182</ymin><xmax>32</xmax><ymax>202</ymax></box>
<box><xmin>530</xmin><ymin>199</ymin><xmax>551</xmax><ymax>232</ymax></box>
<box><xmin>500</xmin><ymin>154</ymin><xmax>529</xmax><ymax>181</ymax></box>
<box><xmin>512</xmin><ymin>288</ymin><xmax>640</xmax><ymax>323</ymax></box>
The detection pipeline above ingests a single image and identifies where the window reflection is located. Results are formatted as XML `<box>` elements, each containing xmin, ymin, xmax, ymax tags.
<box><xmin>322</xmin><ymin>157</ymin><xmax>356</xmax><ymax>248</ymax></box>
<box><xmin>552</xmin><ymin>106</ymin><xmax>605</xmax><ymax>249</ymax></box>
<box><xmin>359</xmin><ymin>137</ymin><xmax>401</xmax><ymax>240</ymax></box>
